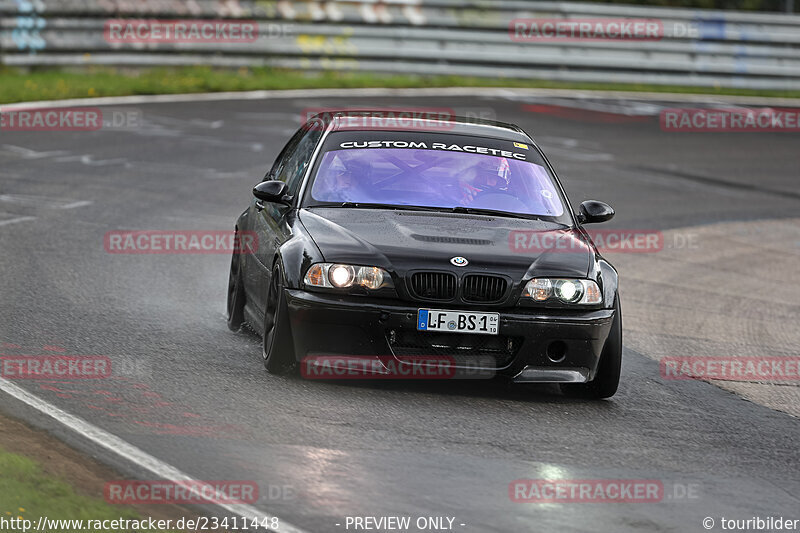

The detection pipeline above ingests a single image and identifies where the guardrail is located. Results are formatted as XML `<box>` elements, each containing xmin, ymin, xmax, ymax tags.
<box><xmin>2</xmin><ymin>0</ymin><xmax>800</xmax><ymax>90</ymax></box>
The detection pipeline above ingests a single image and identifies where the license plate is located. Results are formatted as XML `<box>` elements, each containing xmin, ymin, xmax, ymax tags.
<box><xmin>417</xmin><ymin>309</ymin><xmax>499</xmax><ymax>335</ymax></box>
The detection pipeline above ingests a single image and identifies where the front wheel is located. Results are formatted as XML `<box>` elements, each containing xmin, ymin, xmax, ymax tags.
<box><xmin>262</xmin><ymin>264</ymin><xmax>297</xmax><ymax>375</ymax></box>
<box><xmin>561</xmin><ymin>295</ymin><xmax>622</xmax><ymax>399</ymax></box>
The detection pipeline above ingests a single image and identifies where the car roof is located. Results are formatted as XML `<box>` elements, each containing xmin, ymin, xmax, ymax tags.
<box><xmin>308</xmin><ymin>110</ymin><xmax>533</xmax><ymax>143</ymax></box>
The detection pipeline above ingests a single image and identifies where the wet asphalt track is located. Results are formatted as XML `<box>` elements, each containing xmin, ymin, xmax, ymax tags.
<box><xmin>0</xmin><ymin>90</ymin><xmax>799</xmax><ymax>532</ymax></box>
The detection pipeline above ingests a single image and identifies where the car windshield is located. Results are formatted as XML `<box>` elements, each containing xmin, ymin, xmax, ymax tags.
<box><xmin>309</xmin><ymin>147</ymin><xmax>565</xmax><ymax>218</ymax></box>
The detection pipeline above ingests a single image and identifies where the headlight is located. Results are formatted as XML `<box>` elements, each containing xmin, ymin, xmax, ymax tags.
<box><xmin>304</xmin><ymin>263</ymin><xmax>393</xmax><ymax>290</ymax></box>
<box><xmin>525</xmin><ymin>278</ymin><xmax>552</xmax><ymax>301</ymax></box>
<box><xmin>522</xmin><ymin>278</ymin><xmax>601</xmax><ymax>305</ymax></box>
<box><xmin>329</xmin><ymin>264</ymin><xmax>355</xmax><ymax>288</ymax></box>
<box><xmin>554</xmin><ymin>279</ymin><xmax>582</xmax><ymax>303</ymax></box>
<box><xmin>355</xmin><ymin>266</ymin><xmax>387</xmax><ymax>290</ymax></box>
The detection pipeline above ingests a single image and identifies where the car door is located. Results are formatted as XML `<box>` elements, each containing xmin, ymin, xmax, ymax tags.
<box><xmin>245</xmin><ymin>122</ymin><xmax>323</xmax><ymax>321</ymax></box>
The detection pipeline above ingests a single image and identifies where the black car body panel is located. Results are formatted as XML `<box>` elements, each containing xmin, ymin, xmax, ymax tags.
<box><xmin>284</xmin><ymin>289</ymin><xmax>614</xmax><ymax>375</ymax></box>
<box><xmin>299</xmin><ymin>208</ymin><xmax>594</xmax><ymax>302</ymax></box>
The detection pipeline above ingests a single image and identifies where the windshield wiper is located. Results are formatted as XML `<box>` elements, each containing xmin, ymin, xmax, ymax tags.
<box><xmin>449</xmin><ymin>206</ymin><xmax>542</xmax><ymax>220</ymax></box>
<box><xmin>341</xmin><ymin>202</ymin><xmax>411</xmax><ymax>209</ymax></box>
<box><xmin>312</xmin><ymin>202</ymin><xmax>442</xmax><ymax>212</ymax></box>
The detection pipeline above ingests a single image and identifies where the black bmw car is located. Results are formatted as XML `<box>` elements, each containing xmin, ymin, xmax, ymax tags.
<box><xmin>227</xmin><ymin>111</ymin><xmax>621</xmax><ymax>398</ymax></box>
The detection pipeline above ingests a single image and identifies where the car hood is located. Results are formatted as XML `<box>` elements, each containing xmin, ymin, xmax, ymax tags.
<box><xmin>299</xmin><ymin>207</ymin><xmax>592</xmax><ymax>280</ymax></box>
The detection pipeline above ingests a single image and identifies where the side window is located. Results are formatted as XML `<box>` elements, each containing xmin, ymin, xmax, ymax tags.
<box><xmin>265</xmin><ymin>128</ymin><xmax>304</xmax><ymax>181</ymax></box>
<box><xmin>276</xmin><ymin>122</ymin><xmax>323</xmax><ymax>196</ymax></box>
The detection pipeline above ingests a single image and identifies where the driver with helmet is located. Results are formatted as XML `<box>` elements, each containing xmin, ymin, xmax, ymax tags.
<box><xmin>459</xmin><ymin>157</ymin><xmax>510</xmax><ymax>204</ymax></box>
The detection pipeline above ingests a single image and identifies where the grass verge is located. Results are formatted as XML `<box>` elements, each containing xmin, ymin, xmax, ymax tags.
<box><xmin>1</xmin><ymin>66</ymin><xmax>799</xmax><ymax>104</ymax></box>
<box><xmin>0</xmin><ymin>447</ymin><xmax>175</xmax><ymax>533</ymax></box>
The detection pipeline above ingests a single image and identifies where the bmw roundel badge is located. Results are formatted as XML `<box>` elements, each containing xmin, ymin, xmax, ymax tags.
<box><xmin>450</xmin><ymin>256</ymin><xmax>469</xmax><ymax>267</ymax></box>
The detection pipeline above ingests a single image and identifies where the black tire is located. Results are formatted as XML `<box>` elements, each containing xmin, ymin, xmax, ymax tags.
<box><xmin>263</xmin><ymin>264</ymin><xmax>296</xmax><ymax>375</ymax></box>
<box><xmin>226</xmin><ymin>247</ymin><xmax>246</xmax><ymax>332</ymax></box>
<box><xmin>561</xmin><ymin>295</ymin><xmax>622</xmax><ymax>399</ymax></box>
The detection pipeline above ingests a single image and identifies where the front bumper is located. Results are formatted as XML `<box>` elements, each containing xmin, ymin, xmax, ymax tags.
<box><xmin>285</xmin><ymin>289</ymin><xmax>615</xmax><ymax>382</ymax></box>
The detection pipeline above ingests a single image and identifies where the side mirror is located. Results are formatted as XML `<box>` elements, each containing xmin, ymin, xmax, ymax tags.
<box><xmin>578</xmin><ymin>200</ymin><xmax>615</xmax><ymax>224</ymax></box>
<box><xmin>253</xmin><ymin>180</ymin><xmax>291</xmax><ymax>205</ymax></box>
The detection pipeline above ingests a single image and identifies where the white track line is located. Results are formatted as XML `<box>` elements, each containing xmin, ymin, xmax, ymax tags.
<box><xmin>0</xmin><ymin>377</ymin><xmax>309</xmax><ymax>533</ymax></box>
<box><xmin>0</xmin><ymin>216</ymin><xmax>36</xmax><ymax>227</ymax></box>
<box><xmin>60</xmin><ymin>200</ymin><xmax>93</xmax><ymax>210</ymax></box>
<box><xmin>1</xmin><ymin>87</ymin><xmax>799</xmax><ymax>111</ymax></box>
